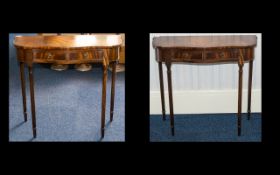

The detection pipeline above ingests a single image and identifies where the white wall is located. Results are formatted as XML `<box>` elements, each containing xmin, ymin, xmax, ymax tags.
<box><xmin>150</xmin><ymin>33</ymin><xmax>262</xmax><ymax>114</ymax></box>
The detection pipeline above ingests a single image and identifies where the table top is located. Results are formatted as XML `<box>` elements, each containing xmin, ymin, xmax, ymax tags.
<box><xmin>153</xmin><ymin>35</ymin><xmax>257</xmax><ymax>48</ymax></box>
<box><xmin>14</xmin><ymin>35</ymin><xmax>122</xmax><ymax>49</ymax></box>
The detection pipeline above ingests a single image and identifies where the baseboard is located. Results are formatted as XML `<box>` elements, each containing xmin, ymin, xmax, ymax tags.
<box><xmin>150</xmin><ymin>89</ymin><xmax>261</xmax><ymax>114</ymax></box>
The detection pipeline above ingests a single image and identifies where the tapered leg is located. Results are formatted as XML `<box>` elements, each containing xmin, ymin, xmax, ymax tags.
<box><xmin>158</xmin><ymin>62</ymin><xmax>166</xmax><ymax>121</ymax></box>
<box><xmin>247</xmin><ymin>60</ymin><xmax>253</xmax><ymax>120</ymax></box>
<box><xmin>166</xmin><ymin>62</ymin><xmax>175</xmax><ymax>136</ymax></box>
<box><xmin>101</xmin><ymin>65</ymin><xmax>108</xmax><ymax>138</ymax></box>
<box><xmin>110</xmin><ymin>62</ymin><xmax>117</xmax><ymax>122</ymax></box>
<box><xmin>20</xmin><ymin>62</ymin><xmax>27</xmax><ymax>122</ymax></box>
<box><xmin>237</xmin><ymin>53</ymin><xmax>244</xmax><ymax>136</ymax></box>
<box><xmin>28</xmin><ymin>66</ymin><xmax>37</xmax><ymax>138</ymax></box>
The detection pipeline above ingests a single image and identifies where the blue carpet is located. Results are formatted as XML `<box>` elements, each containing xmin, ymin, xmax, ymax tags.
<box><xmin>150</xmin><ymin>113</ymin><xmax>261</xmax><ymax>142</ymax></box>
<box><xmin>9</xmin><ymin>33</ymin><xmax>125</xmax><ymax>142</ymax></box>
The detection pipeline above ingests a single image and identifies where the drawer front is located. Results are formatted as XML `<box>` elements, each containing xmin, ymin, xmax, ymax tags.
<box><xmin>32</xmin><ymin>49</ymin><xmax>104</xmax><ymax>63</ymax></box>
<box><xmin>162</xmin><ymin>49</ymin><xmax>203</xmax><ymax>62</ymax></box>
<box><xmin>174</xmin><ymin>50</ymin><xmax>202</xmax><ymax>61</ymax></box>
<box><xmin>205</xmin><ymin>49</ymin><xmax>239</xmax><ymax>61</ymax></box>
<box><xmin>159</xmin><ymin>47</ymin><xmax>255</xmax><ymax>63</ymax></box>
<box><xmin>205</xmin><ymin>48</ymin><xmax>254</xmax><ymax>61</ymax></box>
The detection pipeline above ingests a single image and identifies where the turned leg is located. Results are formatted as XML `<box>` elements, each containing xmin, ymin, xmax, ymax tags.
<box><xmin>237</xmin><ymin>50</ymin><xmax>244</xmax><ymax>136</ymax></box>
<box><xmin>101</xmin><ymin>64</ymin><xmax>108</xmax><ymax>138</ymax></box>
<box><xmin>28</xmin><ymin>66</ymin><xmax>37</xmax><ymax>138</ymax></box>
<box><xmin>158</xmin><ymin>62</ymin><xmax>166</xmax><ymax>121</ymax></box>
<box><xmin>110</xmin><ymin>61</ymin><xmax>117</xmax><ymax>122</ymax></box>
<box><xmin>20</xmin><ymin>62</ymin><xmax>27</xmax><ymax>122</ymax></box>
<box><xmin>247</xmin><ymin>60</ymin><xmax>253</xmax><ymax>120</ymax></box>
<box><xmin>166</xmin><ymin>62</ymin><xmax>175</xmax><ymax>136</ymax></box>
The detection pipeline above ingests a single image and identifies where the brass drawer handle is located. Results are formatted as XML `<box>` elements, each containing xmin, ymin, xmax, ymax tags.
<box><xmin>219</xmin><ymin>52</ymin><xmax>225</xmax><ymax>58</ymax></box>
<box><xmin>182</xmin><ymin>52</ymin><xmax>190</xmax><ymax>58</ymax></box>
<box><xmin>46</xmin><ymin>52</ymin><xmax>53</xmax><ymax>60</ymax></box>
<box><xmin>83</xmin><ymin>52</ymin><xmax>89</xmax><ymax>59</ymax></box>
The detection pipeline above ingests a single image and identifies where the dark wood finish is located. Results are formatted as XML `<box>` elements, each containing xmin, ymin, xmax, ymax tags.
<box><xmin>157</xmin><ymin>47</ymin><xmax>167</xmax><ymax>121</ymax></box>
<box><xmin>158</xmin><ymin>61</ymin><xmax>166</xmax><ymax>120</ymax></box>
<box><xmin>101</xmin><ymin>63</ymin><xmax>108</xmax><ymax>138</ymax></box>
<box><xmin>14</xmin><ymin>35</ymin><xmax>121</xmax><ymax>65</ymax></box>
<box><xmin>28</xmin><ymin>66</ymin><xmax>37</xmax><ymax>138</ymax></box>
<box><xmin>29</xmin><ymin>49</ymin><xmax>104</xmax><ymax>63</ymax></box>
<box><xmin>248</xmin><ymin>60</ymin><xmax>253</xmax><ymax>120</ymax></box>
<box><xmin>237</xmin><ymin>49</ymin><xmax>244</xmax><ymax>136</ymax></box>
<box><xmin>157</xmin><ymin>47</ymin><xmax>254</xmax><ymax>63</ymax></box>
<box><xmin>166</xmin><ymin>62</ymin><xmax>175</xmax><ymax>136</ymax></box>
<box><xmin>110</xmin><ymin>61</ymin><xmax>117</xmax><ymax>122</ymax></box>
<box><xmin>153</xmin><ymin>35</ymin><xmax>257</xmax><ymax>136</ymax></box>
<box><xmin>14</xmin><ymin>35</ymin><xmax>121</xmax><ymax>139</ymax></box>
<box><xmin>19</xmin><ymin>62</ymin><xmax>27</xmax><ymax>122</ymax></box>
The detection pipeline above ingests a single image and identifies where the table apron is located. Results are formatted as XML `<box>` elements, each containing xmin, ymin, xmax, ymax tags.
<box><xmin>156</xmin><ymin>47</ymin><xmax>254</xmax><ymax>63</ymax></box>
<box><xmin>16</xmin><ymin>47</ymin><xmax>120</xmax><ymax>64</ymax></box>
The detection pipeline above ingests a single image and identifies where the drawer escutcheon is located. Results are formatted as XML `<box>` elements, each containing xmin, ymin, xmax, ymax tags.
<box><xmin>46</xmin><ymin>52</ymin><xmax>53</xmax><ymax>60</ymax></box>
<box><xmin>83</xmin><ymin>52</ymin><xmax>89</xmax><ymax>59</ymax></box>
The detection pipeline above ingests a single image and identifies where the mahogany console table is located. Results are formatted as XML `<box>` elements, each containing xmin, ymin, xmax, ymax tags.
<box><xmin>14</xmin><ymin>35</ymin><xmax>122</xmax><ymax>139</ymax></box>
<box><xmin>153</xmin><ymin>35</ymin><xmax>257</xmax><ymax>136</ymax></box>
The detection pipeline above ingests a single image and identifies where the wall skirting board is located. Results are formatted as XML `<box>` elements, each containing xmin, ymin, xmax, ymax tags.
<box><xmin>150</xmin><ymin>89</ymin><xmax>261</xmax><ymax>114</ymax></box>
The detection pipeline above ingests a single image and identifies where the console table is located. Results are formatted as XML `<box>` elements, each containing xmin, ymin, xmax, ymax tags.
<box><xmin>14</xmin><ymin>35</ymin><xmax>122</xmax><ymax>138</ymax></box>
<box><xmin>152</xmin><ymin>35</ymin><xmax>257</xmax><ymax>136</ymax></box>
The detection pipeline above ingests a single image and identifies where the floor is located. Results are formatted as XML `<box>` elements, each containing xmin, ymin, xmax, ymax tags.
<box><xmin>150</xmin><ymin>113</ymin><xmax>262</xmax><ymax>142</ymax></box>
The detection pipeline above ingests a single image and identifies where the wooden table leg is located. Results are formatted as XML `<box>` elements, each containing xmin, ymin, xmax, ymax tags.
<box><xmin>247</xmin><ymin>60</ymin><xmax>253</xmax><ymax>120</ymax></box>
<box><xmin>28</xmin><ymin>66</ymin><xmax>37</xmax><ymax>138</ymax></box>
<box><xmin>110</xmin><ymin>61</ymin><xmax>117</xmax><ymax>122</ymax></box>
<box><xmin>158</xmin><ymin>62</ymin><xmax>166</xmax><ymax>121</ymax></box>
<box><xmin>166</xmin><ymin>62</ymin><xmax>175</xmax><ymax>136</ymax></box>
<box><xmin>237</xmin><ymin>50</ymin><xmax>244</xmax><ymax>136</ymax></box>
<box><xmin>101</xmin><ymin>64</ymin><xmax>108</xmax><ymax>138</ymax></box>
<box><xmin>20</xmin><ymin>62</ymin><xmax>27</xmax><ymax>122</ymax></box>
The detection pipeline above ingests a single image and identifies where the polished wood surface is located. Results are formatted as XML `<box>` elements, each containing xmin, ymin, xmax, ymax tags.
<box><xmin>14</xmin><ymin>35</ymin><xmax>121</xmax><ymax>65</ymax></box>
<box><xmin>153</xmin><ymin>35</ymin><xmax>257</xmax><ymax>48</ymax></box>
<box><xmin>14</xmin><ymin>35</ymin><xmax>121</xmax><ymax>139</ymax></box>
<box><xmin>153</xmin><ymin>35</ymin><xmax>257</xmax><ymax>136</ymax></box>
<box><xmin>14</xmin><ymin>35</ymin><xmax>122</xmax><ymax>49</ymax></box>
